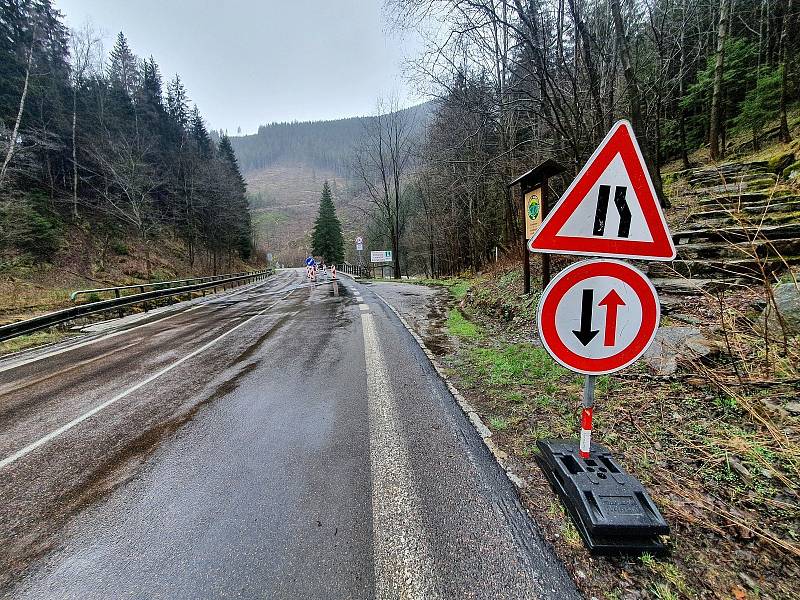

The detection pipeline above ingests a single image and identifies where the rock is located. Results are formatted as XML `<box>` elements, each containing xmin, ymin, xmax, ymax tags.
<box><xmin>671</xmin><ymin>313</ymin><xmax>704</xmax><ymax>325</ymax></box>
<box><xmin>650</xmin><ymin>278</ymin><xmax>713</xmax><ymax>295</ymax></box>
<box><xmin>760</xmin><ymin>278</ymin><xmax>800</xmax><ymax>337</ymax></box>
<box><xmin>738</xmin><ymin>572</ymin><xmax>759</xmax><ymax>591</ymax></box>
<box><xmin>727</xmin><ymin>455</ymin><xmax>752</xmax><ymax>482</ymax></box>
<box><xmin>782</xmin><ymin>159</ymin><xmax>800</xmax><ymax>180</ymax></box>
<box><xmin>643</xmin><ymin>326</ymin><xmax>714</xmax><ymax>375</ymax></box>
<box><xmin>786</xmin><ymin>402</ymin><xmax>800</xmax><ymax>415</ymax></box>
<box><xmin>769</xmin><ymin>151</ymin><xmax>795</xmax><ymax>175</ymax></box>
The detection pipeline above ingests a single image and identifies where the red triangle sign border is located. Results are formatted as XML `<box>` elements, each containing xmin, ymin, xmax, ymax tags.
<box><xmin>528</xmin><ymin>120</ymin><xmax>676</xmax><ymax>261</ymax></box>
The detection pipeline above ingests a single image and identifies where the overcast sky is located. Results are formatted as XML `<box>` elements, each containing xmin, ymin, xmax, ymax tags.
<box><xmin>55</xmin><ymin>0</ymin><xmax>423</xmax><ymax>134</ymax></box>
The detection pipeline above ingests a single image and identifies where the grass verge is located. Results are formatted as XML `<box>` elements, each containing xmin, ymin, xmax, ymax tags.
<box><xmin>416</xmin><ymin>262</ymin><xmax>799</xmax><ymax>600</ymax></box>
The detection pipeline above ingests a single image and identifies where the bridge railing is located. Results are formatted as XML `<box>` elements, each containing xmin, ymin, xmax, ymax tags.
<box><xmin>336</xmin><ymin>263</ymin><xmax>369</xmax><ymax>278</ymax></box>
<box><xmin>0</xmin><ymin>269</ymin><xmax>272</xmax><ymax>343</ymax></box>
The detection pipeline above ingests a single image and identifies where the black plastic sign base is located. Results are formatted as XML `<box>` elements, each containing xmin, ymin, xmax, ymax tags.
<box><xmin>537</xmin><ymin>439</ymin><xmax>669</xmax><ymax>554</ymax></box>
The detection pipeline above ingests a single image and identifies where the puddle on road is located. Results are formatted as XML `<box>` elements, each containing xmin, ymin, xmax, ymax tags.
<box><xmin>327</xmin><ymin>281</ymin><xmax>351</xmax><ymax>298</ymax></box>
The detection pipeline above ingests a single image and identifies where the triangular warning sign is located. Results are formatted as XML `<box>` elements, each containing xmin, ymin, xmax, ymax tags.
<box><xmin>529</xmin><ymin>120</ymin><xmax>676</xmax><ymax>261</ymax></box>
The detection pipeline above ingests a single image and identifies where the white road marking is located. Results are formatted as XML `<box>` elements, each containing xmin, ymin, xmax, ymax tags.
<box><xmin>355</xmin><ymin>297</ymin><xmax>364</xmax><ymax>303</ymax></box>
<box><xmin>361</xmin><ymin>312</ymin><xmax>440</xmax><ymax>599</ymax></box>
<box><xmin>0</xmin><ymin>291</ymin><xmax>294</xmax><ymax>471</ymax></box>
<box><xmin>359</xmin><ymin>304</ymin><xmax>370</xmax><ymax>312</ymax></box>
<box><xmin>0</xmin><ymin>277</ymin><xmax>281</xmax><ymax>375</ymax></box>
<box><xmin>354</xmin><ymin>291</ymin><xmax>361</xmax><ymax>296</ymax></box>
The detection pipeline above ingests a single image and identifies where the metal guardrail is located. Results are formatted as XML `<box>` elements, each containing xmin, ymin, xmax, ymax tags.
<box><xmin>69</xmin><ymin>272</ymin><xmax>255</xmax><ymax>302</ymax></box>
<box><xmin>0</xmin><ymin>269</ymin><xmax>272</xmax><ymax>343</ymax></box>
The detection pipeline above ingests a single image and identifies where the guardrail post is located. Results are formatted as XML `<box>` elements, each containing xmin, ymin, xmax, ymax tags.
<box><xmin>140</xmin><ymin>286</ymin><xmax>148</xmax><ymax>312</ymax></box>
<box><xmin>115</xmin><ymin>289</ymin><xmax>124</xmax><ymax>318</ymax></box>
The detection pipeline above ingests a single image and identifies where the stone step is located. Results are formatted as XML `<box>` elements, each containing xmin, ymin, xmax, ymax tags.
<box><xmin>694</xmin><ymin>191</ymin><xmax>796</xmax><ymax>208</ymax></box>
<box><xmin>649</xmin><ymin>256</ymin><xmax>799</xmax><ymax>279</ymax></box>
<box><xmin>682</xmin><ymin>213</ymin><xmax>800</xmax><ymax>232</ymax></box>
<box><xmin>673</xmin><ymin>237</ymin><xmax>800</xmax><ymax>261</ymax></box>
<box><xmin>685</xmin><ymin>200</ymin><xmax>800</xmax><ymax>224</ymax></box>
<box><xmin>686</xmin><ymin>176</ymin><xmax>778</xmax><ymax>195</ymax></box>
<box><xmin>684</xmin><ymin>160</ymin><xmax>770</xmax><ymax>180</ymax></box>
<box><xmin>673</xmin><ymin>223</ymin><xmax>800</xmax><ymax>244</ymax></box>
<box><xmin>649</xmin><ymin>278</ymin><xmax>729</xmax><ymax>295</ymax></box>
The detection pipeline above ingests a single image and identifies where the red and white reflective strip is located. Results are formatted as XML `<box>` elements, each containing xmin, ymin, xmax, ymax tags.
<box><xmin>579</xmin><ymin>406</ymin><xmax>593</xmax><ymax>458</ymax></box>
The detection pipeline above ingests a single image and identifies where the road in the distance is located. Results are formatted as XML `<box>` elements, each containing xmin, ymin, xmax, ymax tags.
<box><xmin>0</xmin><ymin>269</ymin><xmax>578</xmax><ymax>599</ymax></box>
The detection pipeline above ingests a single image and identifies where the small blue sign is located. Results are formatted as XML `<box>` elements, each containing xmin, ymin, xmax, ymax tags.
<box><xmin>305</xmin><ymin>256</ymin><xmax>315</xmax><ymax>267</ymax></box>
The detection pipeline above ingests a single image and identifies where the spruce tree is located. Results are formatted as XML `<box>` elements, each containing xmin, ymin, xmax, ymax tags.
<box><xmin>190</xmin><ymin>105</ymin><xmax>212</xmax><ymax>158</ymax></box>
<box><xmin>218</xmin><ymin>134</ymin><xmax>252</xmax><ymax>258</ymax></box>
<box><xmin>311</xmin><ymin>181</ymin><xmax>344</xmax><ymax>264</ymax></box>
<box><xmin>107</xmin><ymin>32</ymin><xmax>138</xmax><ymax>97</ymax></box>
<box><xmin>166</xmin><ymin>75</ymin><xmax>190</xmax><ymax>128</ymax></box>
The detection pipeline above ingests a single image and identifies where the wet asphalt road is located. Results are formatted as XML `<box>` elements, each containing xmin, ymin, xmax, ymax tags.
<box><xmin>0</xmin><ymin>269</ymin><xmax>579</xmax><ymax>599</ymax></box>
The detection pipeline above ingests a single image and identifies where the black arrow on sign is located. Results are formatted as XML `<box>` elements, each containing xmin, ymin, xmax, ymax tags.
<box><xmin>572</xmin><ymin>289</ymin><xmax>599</xmax><ymax>346</ymax></box>
<box><xmin>593</xmin><ymin>185</ymin><xmax>632</xmax><ymax>238</ymax></box>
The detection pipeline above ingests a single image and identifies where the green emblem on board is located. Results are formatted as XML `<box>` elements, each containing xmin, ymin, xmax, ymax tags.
<box><xmin>528</xmin><ymin>198</ymin><xmax>540</xmax><ymax>220</ymax></box>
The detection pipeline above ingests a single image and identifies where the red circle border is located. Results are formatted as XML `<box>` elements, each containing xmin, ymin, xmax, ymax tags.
<box><xmin>538</xmin><ymin>260</ymin><xmax>659</xmax><ymax>375</ymax></box>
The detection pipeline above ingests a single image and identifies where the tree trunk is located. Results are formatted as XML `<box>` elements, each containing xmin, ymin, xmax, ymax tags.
<box><xmin>0</xmin><ymin>28</ymin><xmax>36</xmax><ymax>188</ymax></box>
<box><xmin>609</xmin><ymin>0</ymin><xmax>669</xmax><ymax>208</ymax></box>
<box><xmin>709</xmin><ymin>0</ymin><xmax>731</xmax><ymax>160</ymax></box>
<box><xmin>72</xmin><ymin>89</ymin><xmax>79</xmax><ymax>217</ymax></box>
<box><xmin>679</xmin><ymin>0</ymin><xmax>691</xmax><ymax>169</ymax></box>
<box><xmin>779</xmin><ymin>0</ymin><xmax>793</xmax><ymax>143</ymax></box>
<box><xmin>570</xmin><ymin>0</ymin><xmax>605</xmax><ymax>140</ymax></box>
<box><xmin>142</xmin><ymin>229</ymin><xmax>152</xmax><ymax>280</ymax></box>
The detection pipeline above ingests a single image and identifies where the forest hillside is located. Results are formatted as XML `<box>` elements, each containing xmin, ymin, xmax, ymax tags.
<box><xmin>229</xmin><ymin>102</ymin><xmax>434</xmax><ymax>175</ymax></box>
<box><xmin>0</xmin><ymin>3</ymin><xmax>259</xmax><ymax>330</ymax></box>
<box><xmin>232</xmin><ymin>102</ymin><xmax>434</xmax><ymax>266</ymax></box>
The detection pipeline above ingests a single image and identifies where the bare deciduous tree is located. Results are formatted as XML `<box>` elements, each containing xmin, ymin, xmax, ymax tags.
<box><xmin>353</xmin><ymin>97</ymin><xmax>416</xmax><ymax>278</ymax></box>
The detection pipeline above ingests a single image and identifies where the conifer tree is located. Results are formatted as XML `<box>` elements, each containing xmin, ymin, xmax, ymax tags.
<box><xmin>311</xmin><ymin>181</ymin><xmax>344</xmax><ymax>264</ymax></box>
<box><xmin>218</xmin><ymin>134</ymin><xmax>246</xmax><ymax>195</ymax></box>
<box><xmin>107</xmin><ymin>32</ymin><xmax>138</xmax><ymax>97</ymax></box>
<box><xmin>166</xmin><ymin>75</ymin><xmax>189</xmax><ymax>128</ymax></box>
<box><xmin>190</xmin><ymin>105</ymin><xmax>212</xmax><ymax>158</ymax></box>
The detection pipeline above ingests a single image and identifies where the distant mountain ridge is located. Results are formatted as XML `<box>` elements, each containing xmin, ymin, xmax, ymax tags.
<box><xmin>229</xmin><ymin>101</ymin><xmax>435</xmax><ymax>175</ymax></box>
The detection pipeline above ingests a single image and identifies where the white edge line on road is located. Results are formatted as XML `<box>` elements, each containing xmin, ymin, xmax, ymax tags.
<box><xmin>371</xmin><ymin>291</ymin><xmax>527</xmax><ymax>490</ymax></box>
<box><xmin>0</xmin><ymin>290</ymin><xmax>294</xmax><ymax>471</ymax></box>
<box><xmin>360</xmin><ymin>311</ymin><xmax>440</xmax><ymax>599</ymax></box>
<box><xmin>0</xmin><ymin>277</ymin><xmax>280</xmax><ymax>376</ymax></box>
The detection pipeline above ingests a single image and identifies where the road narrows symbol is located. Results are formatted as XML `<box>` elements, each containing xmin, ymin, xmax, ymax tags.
<box><xmin>592</xmin><ymin>185</ymin><xmax>632</xmax><ymax>238</ymax></box>
<box><xmin>528</xmin><ymin>119</ymin><xmax>675</xmax><ymax>260</ymax></box>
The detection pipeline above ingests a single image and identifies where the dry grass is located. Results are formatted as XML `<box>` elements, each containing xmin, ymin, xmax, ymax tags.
<box><xmin>424</xmin><ymin>256</ymin><xmax>800</xmax><ymax>599</ymax></box>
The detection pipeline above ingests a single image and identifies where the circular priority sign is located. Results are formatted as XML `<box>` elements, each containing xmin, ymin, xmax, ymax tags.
<box><xmin>537</xmin><ymin>259</ymin><xmax>660</xmax><ymax>375</ymax></box>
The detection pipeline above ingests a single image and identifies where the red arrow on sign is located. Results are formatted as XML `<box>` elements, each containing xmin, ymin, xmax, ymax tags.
<box><xmin>599</xmin><ymin>289</ymin><xmax>626</xmax><ymax>347</ymax></box>
<box><xmin>537</xmin><ymin>259</ymin><xmax>659</xmax><ymax>375</ymax></box>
